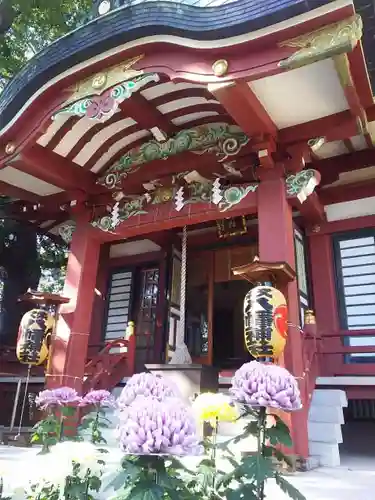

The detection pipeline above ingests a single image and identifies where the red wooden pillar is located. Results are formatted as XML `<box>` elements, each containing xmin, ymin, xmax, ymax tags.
<box><xmin>257</xmin><ymin>167</ymin><xmax>309</xmax><ymax>458</ymax></box>
<box><xmin>46</xmin><ymin>214</ymin><xmax>101</xmax><ymax>392</ymax></box>
<box><xmin>308</xmin><ymin>232</ymin><xmax>340</xmax><ymax>375</ymax></box>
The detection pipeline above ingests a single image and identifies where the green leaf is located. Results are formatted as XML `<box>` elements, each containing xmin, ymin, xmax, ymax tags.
<box><xmin>267</xmin><ymin>419</ymin><xmax>293</xmax><ymax>448</ymax></box>
<box><xmin>128</xmin><ymin>483</ymin><xmax>164</xmax><ymax>500</ymax></box>
<box><xmin>275</xmin><ymin>473</ymin><xmax>307</xmax><ymax>500</ymax></box>
<box><xmin>196</xmin><ymin>458</ymin><xmax>215</xmax><ymax>490</ymax></box>
<box><xmin>226</xmin><ymin>483</ymin><xmax>257</xmax><ymax>500</ymax></box>
<box><xmin>241</xmin><ymin>454</ymin><xmax>274</xmax><ymax>483</ymax></box>
<box><xmin>89</xmin><ymin>475</ymin><xmax>102</xmax><ymax>492</ymax></box>
<box><xmin>268</xmin><ymin>446</ymin><xmax>294</xmax><ymax>468</ymax></box>
<box><xmin>104</xmin><ymin>471</ymin><xmax>134</xmax><ymax>492</ymax></box>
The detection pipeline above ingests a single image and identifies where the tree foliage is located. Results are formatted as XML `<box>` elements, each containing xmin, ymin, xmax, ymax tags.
<box><xmin>0</xmin><ymin>0</ymin><xmax>92</xmax><ymax>87</ymax></box>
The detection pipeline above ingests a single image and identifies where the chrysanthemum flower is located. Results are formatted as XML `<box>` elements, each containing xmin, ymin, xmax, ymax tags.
<box><xmin>80</xmin><ymin>389</ymin><xmax>116</xmax><ymax>408</ymax></box>
<box><xmin>35</xmin><ymin>387</ymin><xmax>82</xmax><ymax>410</ymax></box>
<box><xmin>230</xmin><ymin>361</ymin><xmax>302</xmax><ymax>411</ymax></box>
<box><xmin>117</xmin><ymin>372</ymin><xmax>179</xmax><ymax>409</ymax></box>
<box><xmin>192</xmin><ymin>392</ymin><xmax>238</xmax><ymax>424</ymax></box>
<box><xmin>118</xmin><ymin>397</ymin><xmax>202</xmax><ymax>456</ymax></box>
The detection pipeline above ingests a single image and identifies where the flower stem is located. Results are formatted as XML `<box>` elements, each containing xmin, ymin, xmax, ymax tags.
<box><xmin>58</xmin><ymin>413</ymin><xmax>64</xmax><ymax>442</ymax></box>
<box><xmin>256</xmin><ymin>407</ymin><xmax>267</xmax><ymax>500</ymax></box>
<box><xmin>92</xmin><ymin>409</ymin><xmax>100</xmax><ymax>444</ymax></box>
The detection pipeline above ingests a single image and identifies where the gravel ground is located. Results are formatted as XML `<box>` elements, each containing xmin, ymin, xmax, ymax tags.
<box><xmin>0</xmin><ymin>445</ymin><xmax>374</xmax><ymax>499</ymax></box>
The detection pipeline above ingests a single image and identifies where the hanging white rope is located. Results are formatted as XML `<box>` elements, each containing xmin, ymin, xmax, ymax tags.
<box><xmin>170</xmin><ymin>225</ymin><xmax>192</xmax><ymax>364</ymax></box>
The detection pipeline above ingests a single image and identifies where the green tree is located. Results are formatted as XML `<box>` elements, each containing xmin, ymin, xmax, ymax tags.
<box><xmin>0</xmin><ymin>0</ymin><xmax>92</xmax><ymax>87</ymax></box>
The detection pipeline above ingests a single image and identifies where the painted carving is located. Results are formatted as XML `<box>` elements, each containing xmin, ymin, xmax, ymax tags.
<box><xmin>219</xmin><ymin>185</ymin><xmax>258</xmax><ymax>212</ymax></box>
<box><xmin>53</xmin><ymin>73</ymin><xmax>159</xmax><ymax>122</ymax></box>
<box><xmin>279</xmin><ymin>15</ymin><xmax>363</xmax><ymax>70</ymax></box>
<box><xmin>60</xmin><ymin>55</ymin><xmax>145</xmax><ymax>102</ymax></box>
<box><xmin>58</xmin><ymin>220</ymin><xmax>76</xmax><ymax>244</ymax></box>
<box><xmin>97</xmin><ymin>123</ymin><xmax>249</xmax><ymax>189</ymax></box>
<box><xmin>91</xmin><ymin>169</ymin><xmax>319</xmax><ymax>233</ymax></box>
<box><xmin>285</xmin><ymin>169</ymin><xmax>321</xmax><ymax>203</ymax></box>
<box><xmin>91</xmin><ymin>180</ymin><xmax>258</xmax><ymax>232</ymax></box>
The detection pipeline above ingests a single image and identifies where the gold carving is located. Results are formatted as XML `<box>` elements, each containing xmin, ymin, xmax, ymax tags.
<box><xmin>304</xmin><ymin>310</ymin><xmax>316</xmax><ymax>325</ymax></box>
<box><xmin>212</xmin><ymin>59</ymin><xmax>229</xmax><ymax>77</ymax></box>
<box><xmin>64</xmin><ymin>55</ymin><xmax>145</xmax><ymax>104</ymax></box>
<box><xmin>92</xmin><ymin>73</ymin><xmax>107</xmax><ymax>90</ymax></box>
<box><xmin>278</xmin><ymin>15</ymin><xmax>363</xmax><ymax>70</ymax></box>
<box><xmin>5</xmin><ymin>143</ymin><xmax>15</xmax><ymax>155</ymax></box>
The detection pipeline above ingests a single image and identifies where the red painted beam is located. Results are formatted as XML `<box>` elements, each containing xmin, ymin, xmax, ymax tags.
<box><xmin>310</xmin><ymin>148</ymin><xmax>375</xmax><ymax>186</ymax></box>
<box><xmin>0</xmin><ymin>180</ymin><xmax>41</xmax><ymax>202</ymax></box>
<box><xmin>279</xmin><ymin>110</ymin><xmax>360</xmax><ymax>145</ymax></box>
<box><xmin>9</xmin><ymin>144</ymin><xmax>99</xmax><ymax>193</ymax></box>
<box><xmin>210</xmin><ymin>81</ymin><xmax>277</xmax><ymax>138</ymax></box>
<box><xmin>307</xmin><ymin>214</ymin><xmax>375</xmax><ymax>236</ymax></box>
<box><xmin>348</xmin><ymin>44</ymin><xmax>374</xmax><ymax>110</ymax></box>
<box><xmin>320</xmin><ymin>180</ymin><xmax>375</xmax><ymax>205</ymax></box>
<box><xmin>120</xmin><ymin>93</ymin><xmax>177</xmax><ymax>136</ymax></box>
<box><xmin>322</xmin><ymin>329</ymin><xmax>375</xmax><ymax>338</ymax></box>
<box><xmin>93</xmin><ymin>187</ymin><xmax>257</xmax><ymax>240</ymax></box>
<box><xmin>290</xmin><ymin>192</ymin><xmax>326</xmax><ymax>224</ymax></box>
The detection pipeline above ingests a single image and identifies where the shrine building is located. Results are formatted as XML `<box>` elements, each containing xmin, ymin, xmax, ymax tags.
<box><xmin>0</xmin><ymin>0</ymin><xmax>375</xmax><ymax>467</ymax></box>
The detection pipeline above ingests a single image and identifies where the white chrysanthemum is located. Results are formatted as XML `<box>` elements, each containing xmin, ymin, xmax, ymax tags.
<box><xmin>22</xmin><ymin>441</ymin><xmax>104</xmax><ymax>499</ymax></box>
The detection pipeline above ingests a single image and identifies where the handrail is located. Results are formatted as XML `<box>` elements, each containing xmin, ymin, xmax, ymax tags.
<box><xmin>83</xmin><ymin>333</ymin><xmax>136</xmax><ymax>392</ymax></box>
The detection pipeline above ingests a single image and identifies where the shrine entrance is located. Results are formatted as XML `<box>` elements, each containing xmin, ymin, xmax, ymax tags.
<box><xmin>185</xmin><ymin>243</ymin><xmax>256</xmax><ymax>369</ymax></box>
<box><xmin>212</xmin><ymin>280</ymin><xmax>252</xmax><ymax>369</ymax></box>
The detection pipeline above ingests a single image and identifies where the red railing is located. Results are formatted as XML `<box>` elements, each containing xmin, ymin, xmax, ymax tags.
<box><xmin>319</xmin><ymin>329</ymin><xmax>375</xmax><ymax>377</ymax></box>
<box><xmin>301</xmin><ymin>320</ymin><xmax>322</xmax><ymax>405</ymax></box>
<box><xmin>83</xmin><ymin>335</ymin><xmax>136</xmax><ymax>393</ymax></box>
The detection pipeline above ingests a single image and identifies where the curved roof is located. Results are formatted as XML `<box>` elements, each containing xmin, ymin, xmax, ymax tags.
<box><xmin>0</xmin><ymin>0</ymin><xmax>333</xmax><ymax>130</ymax></box>
<box><xmin>0</xmin><ymin>0</ymin><xmax>374</xmax><ymax>238</ymax></box>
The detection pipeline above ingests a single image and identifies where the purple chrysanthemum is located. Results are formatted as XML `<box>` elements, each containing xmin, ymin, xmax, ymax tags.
<box><xmin>118</xmin><ymin>397</ymin><xmax>202</xmax><ymax>456</ymax></box>
<box><xmin>35</xmin><ymin>387</ymin><xmax>82</xmax><ymax>410</ymax></box>
<box><xmin>230</xmin><ymin>361</ymin><xmax>302</xmax><ymax>411</ymax></box>
<box><xmin>117</xmin><ymin>373</ymin><xmax>179</xmax><ymax>409</ymax></box>
<box><xmin>80</xmin><ymin>390</ymin><xmax>116</xmax><ymax>408</ymax></box>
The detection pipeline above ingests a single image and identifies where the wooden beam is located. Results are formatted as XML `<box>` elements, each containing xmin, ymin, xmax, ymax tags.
<box><xmin>9</xmin><ymin>145</ymin><xmax>100</xmax><ymax>193</ymax></box>
<box><xmin>209</xmin><ymin>81</ymin><xmax>277</xmax><ymax>138</ymax></box>
<box><xmin>0</xmin><ymin>180</ymin><xmax>41</xmax><ymax>202</ymax></box>
<box><xmin>279</xmin><ymin>111</ymin><xmax>359</xmax><ymax>145</ymax></box>
<box><xmin>290</xmin><ymin>191</ymin><xmax>326</xmax><ymax>224</ymax></box>
<box><xmin>92</xmin><ymin>188</ymin><xmax>258</xmax><ymax>240</ymax></box>
<box><xmin>120</xmin><ymin>93</ymin><xmax>177</xmax><ymax>136</ymax></box>
<box><xmin>319</xmin><ymin>180</ymin><xmax>375</xmax><ymax>205</ymax></box>
<box><xmin>333</xmin><ymin>53</ymin><xmax>367</xmax><ymax>133</ymax></box>
<box><xmin>309</xmin><ymin>149</ymin><xmax>375</xmax><ymax>186</ymax></box>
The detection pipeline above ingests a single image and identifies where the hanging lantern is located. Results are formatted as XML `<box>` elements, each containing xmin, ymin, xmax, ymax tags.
<box><xmin>16</xmin><ymin>309</ymin><xmax>55</xmax><ymax>365</ymax></box>
<box><xmin>243</xmin><ymin>285</ymin><xmax>288</xmax><ymax>361</ymax></box>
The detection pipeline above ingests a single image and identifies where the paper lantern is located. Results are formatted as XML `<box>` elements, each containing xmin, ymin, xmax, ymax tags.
<box><xmin>243</xmin><ymin>285</ymin><xmax>288</xmax><ymax>360</ymax></box>
<box><xmin>16</xmin><ymin>309</ymin><xmax>55</xmax><ymax>365</ymax></box>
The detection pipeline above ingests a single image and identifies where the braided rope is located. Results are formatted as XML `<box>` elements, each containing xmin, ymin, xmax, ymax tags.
<box><xmin>170</xmin><ymin>225</ymin><xmax>191</xmax><ymax>364</ymax></box>
<box><xmin>179</xmin><ymin>225</ymin><xmax>187</xmax><ymax>344</ymax></box>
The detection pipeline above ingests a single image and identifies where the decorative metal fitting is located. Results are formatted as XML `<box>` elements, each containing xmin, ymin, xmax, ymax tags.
<box><xmin>92</xmin><ymin>73</ymin><xmax>107</xmax><ymax>90</ymax></box>
<box><xmin>212</xmin><ymin>59</ymin><xmax>229</xmax><ymax>77</ymax></box>
<box><xmin>5</xmin><ymin>143</ymin><xmax>15</xmax><ymax>155</ymax></box>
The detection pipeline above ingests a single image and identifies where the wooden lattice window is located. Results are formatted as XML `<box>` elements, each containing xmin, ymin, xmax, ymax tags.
<box><xmin>333</xmin><ymin>229</ymin><xmax>375</xmax><ymax>364</ymax></box>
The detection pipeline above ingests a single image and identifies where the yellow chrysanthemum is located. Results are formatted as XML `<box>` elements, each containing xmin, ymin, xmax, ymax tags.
<box><xmin>192</xmin><ymin>392</ymin><xmax>238</xmax><ymax>423</ymax></box>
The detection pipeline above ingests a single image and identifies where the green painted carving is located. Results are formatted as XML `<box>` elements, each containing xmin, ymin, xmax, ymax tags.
<box><xmin>285</xmin><ymin>169</ymin><xmax>320</xmax><ymax>199</ymax></box>
<box><xmin>91</xmin><ymin>180</ymin><xmax>258</xmax><ymax>232</ymax></box>
<box><xmin>98</xmin><ymin>123</ymin><xmax>249</xmax><ymax>189</ymax></box>
<box><xmin>279</xmin><ymin>15</ymin><xmax>363</xmax><ymax>70</ymax></box>
<box><xmin>58</xmin><ymin>220</ymin><xmax>76</xmax><ymax>244</ymax></box>
<box><xmin>91</xmin><ymin>196</ymin><xmax>148</xmax><ymax>232</ymax></box>
<box><xmin>91</xmin><ymin>169</ymin><xmax>320</xmax><ymax>232</ymax></box>
<box><xmin>53</xmin><ymin>73</ymin><xmax>159</xmax><ymax>122</ymax></box>
<box><xmin>219</xmin><ymin>185</ymin><xmax>259</xmax><ymax>212</ymax></box>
